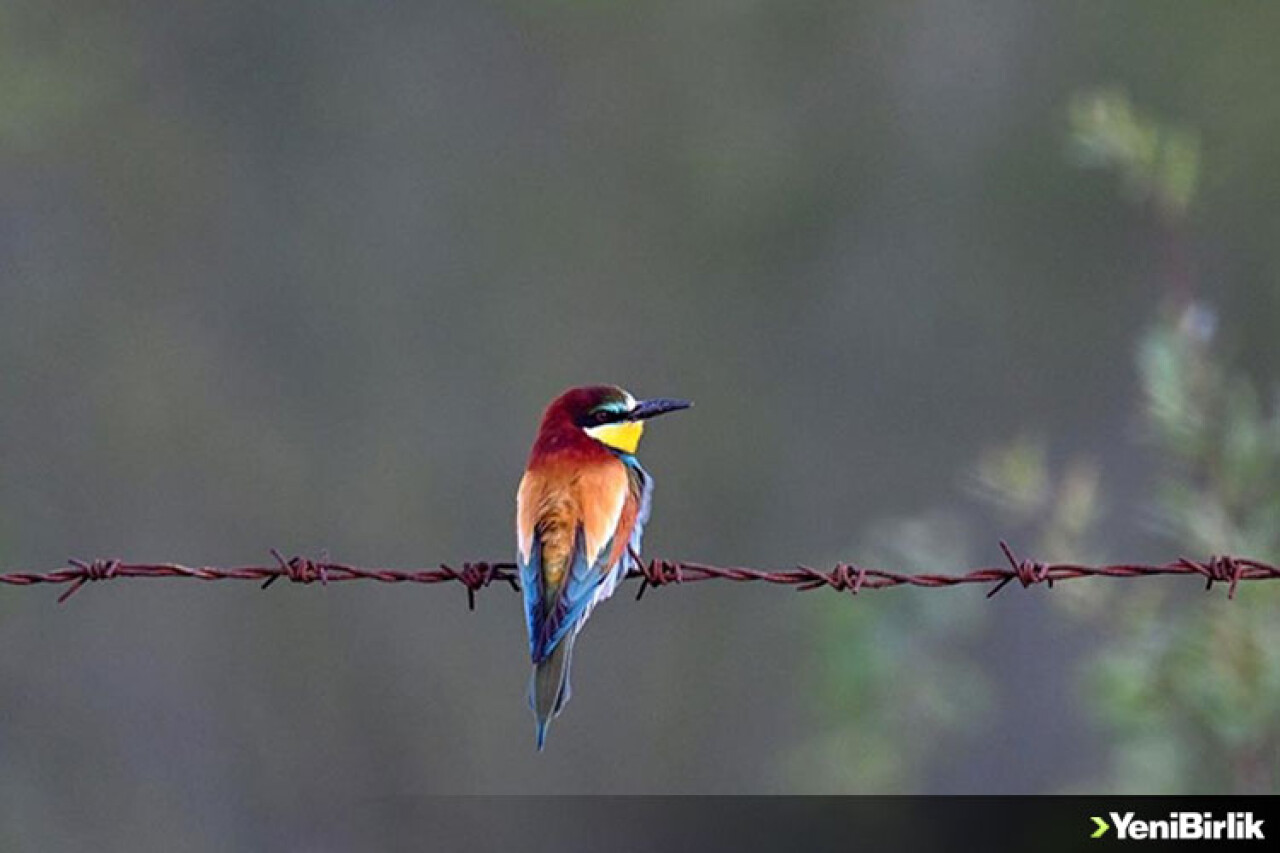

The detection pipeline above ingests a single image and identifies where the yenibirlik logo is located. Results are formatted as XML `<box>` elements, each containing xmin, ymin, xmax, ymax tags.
<box><xmin>1091</xmin><ymin>812</ymin><xmax>1265</xmax><ymax>841</ymax></box>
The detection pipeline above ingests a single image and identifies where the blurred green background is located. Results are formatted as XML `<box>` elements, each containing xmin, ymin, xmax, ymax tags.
<box><xmin>2</xmin><ymin>0</ymin><xmax>1279</xmax><ymax>846</ymax></box>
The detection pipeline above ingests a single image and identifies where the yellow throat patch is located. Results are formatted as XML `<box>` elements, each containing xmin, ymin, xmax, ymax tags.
<box><xmin>585</xmin><ymin>420</ymin><xmax>645</xmax><ymax>454</ymax></box>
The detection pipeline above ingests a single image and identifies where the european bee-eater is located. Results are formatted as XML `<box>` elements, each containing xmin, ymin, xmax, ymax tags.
<box><xmin>517</xmin><ymin>385</ymin><xmax>691</xmax><ymax>749</ymax></box>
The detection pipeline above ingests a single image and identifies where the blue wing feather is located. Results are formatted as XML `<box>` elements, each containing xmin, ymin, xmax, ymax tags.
<box><xmin>519</xmin><ymin>536</ymin><xmax>543</xmax><ymax>660</ymax></box>
<box><xmin>533</xmin><ymin>526</ymin><xmax>611</xmax><ymax>660</ymax></box>
<box><xmin>626</xmin><ymin>459</ymin><xmax>653</xmax><ymax>570</ymax></box>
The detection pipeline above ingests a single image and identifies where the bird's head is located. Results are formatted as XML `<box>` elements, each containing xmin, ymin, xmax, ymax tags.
<box><xmin>538</xmin><ymin>385</ymin><xmax>691</xmax><ymax>455</ymax></box>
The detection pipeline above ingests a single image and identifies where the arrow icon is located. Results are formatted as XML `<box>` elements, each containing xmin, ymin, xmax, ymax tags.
<box><xmin>1091</xmin><ymin>816</ymin><xmax>1110</xmax><ymax>838</ymax></box>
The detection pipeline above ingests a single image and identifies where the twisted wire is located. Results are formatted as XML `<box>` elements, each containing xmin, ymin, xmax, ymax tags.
<box><xmin>1</xmin><ymin>542</ymin><xmax>1272</xmax><ymax>607</ymax></box>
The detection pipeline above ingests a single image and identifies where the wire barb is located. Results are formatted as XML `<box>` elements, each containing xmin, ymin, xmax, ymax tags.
<box><xmin>441</xmin><ymin>562</ymin><xmax>500</xmax><ymax>611</ymax></box>
<box><xmin>1182</xmin><ymin>554</ymin><xmax>1245</xmax><ymax>600</ymax></box>
<box><xmin>986</xmin><ymin>540</ymin><xmax>1051</xmax><ymax>598</ymax></box>
<box><xmin>264</xmin><ymin>549</ymin><xmax>329</xmax><ymax>589</ymax></box>
<box><xmin>57</xmin><ymin>558</ymin><xmax>121</xmax><ymax>603</ymax></box>
<box><xmin>632</xmin><ymin>548</ymin><xmax>679</xmax><ymax>600</ymax></box>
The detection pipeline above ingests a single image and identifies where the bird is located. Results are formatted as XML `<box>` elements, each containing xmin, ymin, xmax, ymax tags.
<box><xmin>516</xmin><ymin>385</ymin><xmax>691</xmax><ymax>749</ymax></box>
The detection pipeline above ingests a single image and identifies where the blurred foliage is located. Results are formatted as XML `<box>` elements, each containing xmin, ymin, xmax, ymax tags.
<box><xmin>802</xmin><ymin>314</ymin><xmax>1280</xmax><ymax>795</ymax></box>
<box><xmin>972</xmin><ymin>303</ymin><xmax>1280</xmax><ymax>792</ymax></box>
<box><xmin>801</xmin><ymin>89</ymin><xmax>1279</xmax><ymax>793</ymax></box>
<box><xmin>1072</xmin><ymin>89</ymin><xmax>1280</xmax><ymax>793</ymax></box>
<box><xmin>788</xmin><ymin>512</ymin><xmax>990</xmax><ymax>791</ymax></box>
<box><xmin>969</xmin><ymin>436</ymin><xmax>1102</xmax><ymax>563</ymax></box>
<box><xmin>1068</xmin><ymin>89</ymin><xmax>1200</xmax><ymax>220</ymax></box>
<box><xmin>1091</xmin><ymin>303</ymin><xmax>1280</xmax><ymax>793</ymax></box>
<box><xmin>795</xmin><ymin>438</ymin><xmax>1107</xmax><ymax>792</ymax></box>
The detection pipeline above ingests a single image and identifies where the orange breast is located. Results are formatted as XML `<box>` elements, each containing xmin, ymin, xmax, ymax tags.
<box><xmin>517</xmin><ymin>455</ymin><xmax>633</xmax><ymax>588</ymax></box>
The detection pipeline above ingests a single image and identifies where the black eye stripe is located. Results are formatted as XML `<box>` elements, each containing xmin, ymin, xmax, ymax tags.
<box><xmin>580</xmin><ymin>407</ymin><xmax>626</xmax><ymax>427</ymax></box>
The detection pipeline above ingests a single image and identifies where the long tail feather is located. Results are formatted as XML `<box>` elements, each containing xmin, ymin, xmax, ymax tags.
<box><xmin>530</xmin><ymin>634</ymin><xmax>576</xmax><ymax>750</ymax></box>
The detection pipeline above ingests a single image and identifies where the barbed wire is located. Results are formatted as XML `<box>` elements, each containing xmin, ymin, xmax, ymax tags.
<box><xmin>0</xmin><ymin>542</ymin><xmax>1274</xmax><ymax>607</ymax></box>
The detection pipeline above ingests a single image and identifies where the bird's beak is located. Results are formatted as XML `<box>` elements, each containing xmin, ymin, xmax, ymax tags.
<box><xmin>630</xmin><ymin>398</ymin><xmax>693</xmax><ymax>421</ymax></box>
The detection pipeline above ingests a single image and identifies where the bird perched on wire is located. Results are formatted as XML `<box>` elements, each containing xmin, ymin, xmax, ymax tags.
<box><xmin>516</xmin><ymin>385</ymin><xmax>691</xmax><ymax>749</ymax></box>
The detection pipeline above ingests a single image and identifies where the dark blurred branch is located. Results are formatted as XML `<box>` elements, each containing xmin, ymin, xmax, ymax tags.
<box><xmin>0</xmin><ymin>542</ymin><xmax>1274</xmax><ymax>607</ymax></box>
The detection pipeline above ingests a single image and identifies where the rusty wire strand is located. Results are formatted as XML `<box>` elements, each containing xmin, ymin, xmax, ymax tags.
<box><xmin>0</xmin><ymin>542</ymin><xmax>1274</xmax><ymax>607</ymax></box>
